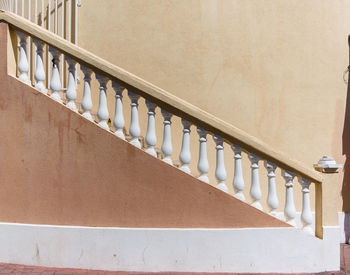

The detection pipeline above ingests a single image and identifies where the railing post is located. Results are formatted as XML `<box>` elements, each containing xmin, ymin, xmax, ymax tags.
<box><xmin>81</xmin><ymin>65</ymin><xmax>93</xmax><ymax>121</ymax></box>
<box><xmin>313</xmin><ymin>156</ymin><xmax>343</xmax><ymax>239</ymax></box>
<box><xmin>197</xmin><ymin>127</ymin><xmax>209</xmax><ymax>183</ymax></box>
<box><xmin>145</xmin><ymin>100</ymin><xmax>157</xmax><ymax>157</ymax></box>
<box><xmin>231</xmin><ymin>144</ymin><xmax>245</xmax><ymax>201</ymax></box>
<box><xmin>283</xmin><ymin>170</ymin><xmax>297</xmax><ymax>226</ymax></box>
<box><xmin>49</xmin><ymin>47</ymin><xmax>62</xmax><ymax>103</ymax></box>
<box><xmin>249</xmin><ymin>153</ymin><xmax>262</xmax><ymax>210</ymax></box>
<box><xmin>33</xmin><ymin>39</ymin><xmax>47</xmax><ymax>94</ymax></box>
<box><xmin>65</xmin><ymin>56</ymin><xmax>77</xmax><ymax>111</ymax></box>
<box><xmin>179</xmin><ymin>119</ymin><xmax>191</xmax><ymax>173</ymax></box>
<box><xmin>112</xmin><ymin>82</ymin><xmax>125</xmax><ymax>139</ymax></box>
<box><xmin>315</xmin><ymin>182</ymin><xmax>323</xmax><ymax>239</ymax></box>
<box><xmin>213</xmin><ymin>135</ymin><xmax>228</xmax><ymax>193</ymax></box>
<box><xmin>300</xmin><ymin>178</ymin><xmax>313</xmax><ymax>234</ymax></box>
<box><xmin>128</xmin><ymin>91</ymin><xmax>141</xmax><ymax>148</ymax></box>
<box><xmin>266</xmin><ymin>161</ymin><xmax>278</xmax><ymax>216</ymax></box>
<box><xmin>161</xmin><ymin>110</ymin><xmax>173</xmax><ymax>165</ymax></box>
<box><xmin>17</xmin><ymin>31</ymin><xmax>30</xmax><ymax>84</ymax></box>
<box><xmin>96</xmin><ymin>75</ymin><xmax>110</xmax><ymax>130</ymax></box>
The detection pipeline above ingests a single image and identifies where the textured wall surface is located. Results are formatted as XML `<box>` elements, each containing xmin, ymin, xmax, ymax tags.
<box><xmin>77</xmin><ymin>0</ymin><xmax>350</xmax><ymax>220</ymax></box>
<box><xmin>0</xmin><ymin>22</ymin><xmax>288</xmax><ymax>228</ymax></box>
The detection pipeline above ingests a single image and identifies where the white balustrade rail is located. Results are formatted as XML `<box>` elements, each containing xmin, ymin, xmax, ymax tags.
<box><xmin>3</xmin><ymin>10</ymin><xmax>325</xmax><ymax>238</ymax></box>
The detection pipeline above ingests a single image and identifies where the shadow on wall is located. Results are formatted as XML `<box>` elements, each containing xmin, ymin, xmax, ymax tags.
<box><xmin>342</xmin><ymin>35</ymin><xmax>350</xmax><ymax>244</ymax></box>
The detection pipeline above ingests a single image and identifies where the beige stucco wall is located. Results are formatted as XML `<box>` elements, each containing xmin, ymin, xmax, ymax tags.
<box><xmin>74</xmin><ymin>0</ymin><xmax>350</xmax><ymax>225</ymax></box>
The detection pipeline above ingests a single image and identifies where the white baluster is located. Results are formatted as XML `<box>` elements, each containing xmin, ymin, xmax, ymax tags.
<box><xmin>145</xmin><ymin>100</ymin><xmax>157</xmax><ymax>157</ymax></box>
<box><xmin>283</xmin><ymin>170</ymin><xmax>297</xmax><ymax>226</ymax></box>
<box><xmin>128</xmin><ymin>91</ymin><xmax>141</xmax><ymax>148</ymax></box>
<box><xmin>300</xmin><ymin>178</ymin><xmax>313</xmax><ymax>234</ymax></box>
<box><xmin>197</xmin><ymin>127</ymin><xmax>209</xmax><ymax>183</ymax></box>
<box><xmin>96</xmin><ymin>75</ymin><xmax>109</xmax><ymax>130</ymax></box>
<box><xmin>213</xmin><ymin>135</ymin><xmax>228</xmax><ymax>193</ymax></box>
<box><xmin>47</xmin><ymin>0</ymin><xmax>51</xmax><ymax>88</ymax></box>
<box><xmin>17</xmin><ymin>31</ymin><xmax>30</xmax><ymax>84</ymax></box>
<box><xmin>49</xmin><ymin>48</ymin><xmax>62</xmax><ymax>103</ymax></box>
<box><xmin>81</xmin><ymin>65</ymin><xmax>93</xmax><ymax>121</ymax></box>
<box><xmin>65</xmin><ymin>57</ymin><xmax>77</xmax><ymax>111</ymax></box>
<box><xmin>68</xmin><ymin>0</ymin><xmax>71</xmax><ymax>40</ymax></box>
<box><xmin>161</xmin><ymin>110</ymin><xmax>173</xmax><ymax>165</ymax></box>
<box><xmin>112</xmin><ymin>82</ymin><xmax>125</xmax><ymax>139</ymax></box>
<box><xmin>41</xmin><ymin>0</ymin><xmax>44</xmax><ymax>27</ymax></box>
<box><xmin>179</xmin><ymin>119</ymin><xmax>191</xmax><ymax>173</ymax></box>
<box><xmin>266</xmin><ymin>161</ymin><xmax>278</xmax><ymax>216</ymax></box>
<box><xmin>54</xmin><ymin>0</ymin><xmax>58</xmax><ymax>34</ymax></box>
<box><xmin>249</xmin><ymin>153</ymin><xmax>263</xmax><ymax>210</ymax></box>
<box><xmin>35</xmin><ymin>0</ymin><xmax>37</xmax><ymax>24</ymax></box>
<box><xmin>27</xmin><ymin>0</ymin><xmax>31</xmax><ymax>78</ymax></box>
<box><xmin>61</xmin><ymin>0</ymin><xmax>65</xmax><ymax>37</ymax></box>
<box><xmin>74</xmin><ymin>0</ymin><xmax>78</xmax><ymax>44</ymax></box>
<box><xmin>28</xmin><ymin>0</ymin><xmax>31</xmax><ymax>20</ymax></box>
<box><xmin>231</xmin><ymin>144</ymin><xmax>245</xmax><ymax>201</ymax></box>
<box><xmin>33</xmin><ymin>39</ymin><xmax>47</xmax><ymax>94</ymax></box>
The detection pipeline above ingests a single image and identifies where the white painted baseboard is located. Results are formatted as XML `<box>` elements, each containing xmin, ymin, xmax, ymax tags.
<box><xmin>338</xmin><ymin>212</ymin><xmax>349</xmax><ymax>243</ymax></box>
<box><xmin>276</xmin><ymin>211</ymin><xmax>348</xmax><ymax>244</ymax></box>
<box><xmin>0</xmin><ymin>222</ymin><xmax>340</xmax><ymax>273</ymax></box>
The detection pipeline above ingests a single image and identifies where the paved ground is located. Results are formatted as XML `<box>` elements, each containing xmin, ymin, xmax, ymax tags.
<box><xmin>0</xmin><ymin>244</ymin><xmax>348</xmax><ymax>275</ymax></box>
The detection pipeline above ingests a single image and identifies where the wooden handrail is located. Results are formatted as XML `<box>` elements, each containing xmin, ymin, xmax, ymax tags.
<box><xmin>0</xmin><ymin>10</ymin><xmax>323</xmax><ymax>184</ymax></box>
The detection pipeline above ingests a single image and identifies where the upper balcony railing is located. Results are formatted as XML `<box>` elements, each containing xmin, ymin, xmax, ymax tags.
<box><xmin>0</xmin><ymin>0</ymin><xmax>79</xmax><ymax>89</ymax></box>
<box><xmin>0</xmin><ymin>10</ymin><xmax>326</xmax><ymax>238</ymax></box>
<box><xmin>0</xmin><ymin>0</ymin><xmax>78</xmax><ymax>43</ymax></box>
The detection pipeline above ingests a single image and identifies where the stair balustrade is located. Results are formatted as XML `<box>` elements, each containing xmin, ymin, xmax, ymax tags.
<box><xmin>10</xmin><ymin>16</ymin><xmax>323</xmax><ymax>238</ymax></box>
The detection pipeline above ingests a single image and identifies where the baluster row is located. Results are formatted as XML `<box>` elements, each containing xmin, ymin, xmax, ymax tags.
<box><xmin>16</xmin><ymin>32</ymin><xmax>315</xmax><ymax>235</ymax></box>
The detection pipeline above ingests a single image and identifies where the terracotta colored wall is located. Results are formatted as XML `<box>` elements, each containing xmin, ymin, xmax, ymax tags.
<box><xmin>0</xmin><ymin>22</ymin><xmax>288</xmax><ymax>228</ymax></box>
<box><xmin>76</xmin><ymin>0</ymin><xmax>350</xmax><ymax>224</ymax></box>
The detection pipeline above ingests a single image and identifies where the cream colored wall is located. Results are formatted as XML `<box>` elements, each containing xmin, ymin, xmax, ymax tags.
<box><xmin>76</xmin><ymin>0</ymin><xmax>350</xmax><ymax>225</ymax></box>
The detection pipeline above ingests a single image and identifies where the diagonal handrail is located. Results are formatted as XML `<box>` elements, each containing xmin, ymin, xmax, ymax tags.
<box><xmin>0</xmin><ymin>10</ymin><xmax>323</xmax><ymax>184</ymax></box>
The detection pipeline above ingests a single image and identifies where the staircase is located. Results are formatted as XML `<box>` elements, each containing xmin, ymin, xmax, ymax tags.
<box><xmin>0</xmin><ymin>10</ymin><xmax>341</xmax><ymax>273</ymax></box>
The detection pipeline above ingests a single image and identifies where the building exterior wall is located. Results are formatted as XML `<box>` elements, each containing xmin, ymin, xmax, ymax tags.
<box><xmin>76</xmin><ymin>0</ymin><xmax>350</xmax><ymax>224</ymax></box>
<box><xmin>0</xmin><ymin>21</ymin><xmax>288</xmax><ymax>228</ymax></box>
